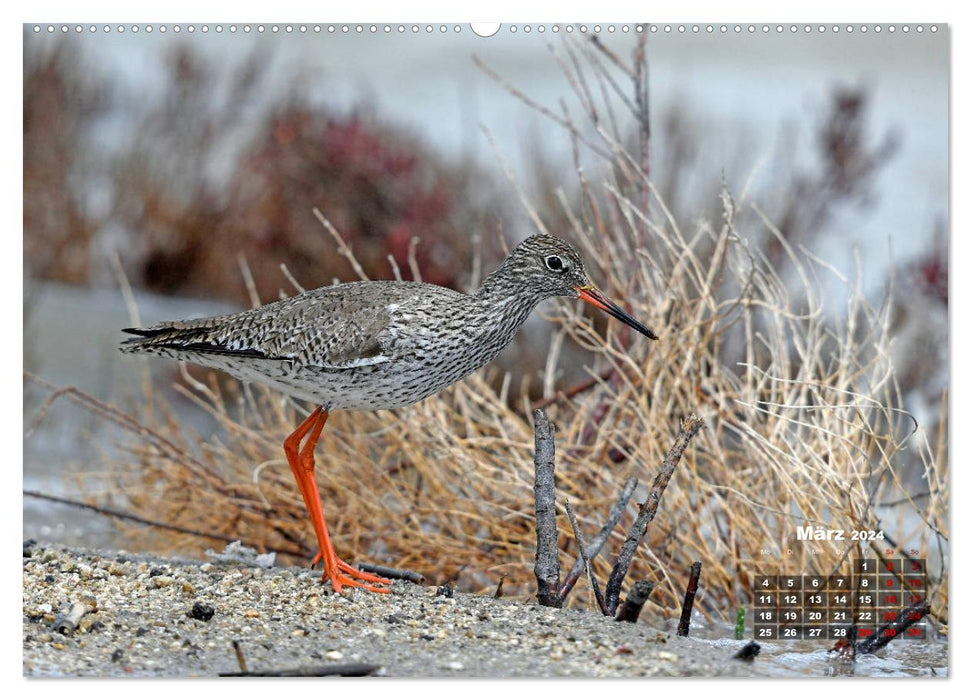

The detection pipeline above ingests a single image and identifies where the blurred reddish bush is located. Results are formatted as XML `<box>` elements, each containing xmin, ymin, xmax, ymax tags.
<box><xmin>23</xmin><ymin>41</ymin><xmax>107</xmax><ymax>285</ymax></box>
<box><xmin>25</xmin><ymin>44</ymin><xmax>505</xmax><ymax>306</ymax></box>
<box><xmin>194</xmin><ymin>107</ymin><xmax>493</xmax><ymax>304</ymax></box>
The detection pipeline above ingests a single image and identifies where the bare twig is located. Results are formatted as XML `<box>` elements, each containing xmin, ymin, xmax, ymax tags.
<box><xmin>604</xmin><ymin>415</ymin><xmax>705</xmax><ymax>615</ymax></box>
<box><xmin>559</xmin><ymin>475</ymin><xmax>637</xmax><ymax>601</ymax></box>
<box><xmin>473</xmin><ymin>55</ymin><xmax>611</xmax><ymax>161</ymax></box>
<box><xmin>237</xmin><ymin>254</ymin><xmax>262</xmax><ymax>309</ymax></box>
<box><xmin>109</xmin><ymin>250</ymin><xmax>142</xmax><ymax>329</ymax></box>
<box><xmin>677</xmin><ymin>561</ymin><xmax>703</xmax><ymax>637</ymax></box>
<box><xmin>407</xmin><ymin>236</ymin><xmax>423</xmax><ymax>282</ymax></box>
<box><xmin>232</xmin><ymin>640</ymin><xmax>248</xmax><ymax>673</ymax></box>
<box><xmin>220</xmin><ymin>664</ymin><xmax>377</xmax><ymax>677</ymax></box>
<box><xmin>356</xmin><ymin>563</ymin><xmax>424</xmax><ymax>585</ymax></box>
<box><xmin>387</xmin><ymin>254</ymin><xmax>403</xmax><ymax>281</ymax></box>
<box><xmin>279</xmin><ymin>263</ymin><xmax>306</xmax><ymax>295</ymax></box>
<box><xmin>565</xmin><ymin>500</ymin><xmax>607</xmax><ymax>615</ymax></box>
<box><xmin>532</xmin><ymin>409</ymin><xmax>562</xmax><ymax>608</ymax></box>
<box><xmin>855</xmin><ymin>602</ymin><xmax>932</xmax><ymax>655</ymax></box>
<box><xmin>312</xmin><ymin>207</ymin><xmax>369</xmax><ymax>281</ymax></box>
<box><xmin>614</xmin><ymin>579</ymin><xmax>655</xmax><ymax>623</ymax></box>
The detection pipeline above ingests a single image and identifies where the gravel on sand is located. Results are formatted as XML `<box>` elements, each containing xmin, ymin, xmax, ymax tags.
<box><xmin>23</xmin><ymin>542</ymin><xmax>760</xmax><ymax>678</ymax></box>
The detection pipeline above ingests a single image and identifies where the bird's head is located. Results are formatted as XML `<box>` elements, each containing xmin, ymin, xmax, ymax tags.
<box><xmin>507</xmin><ymin>234</ymin><xmax>658</xmax><ymax>341</ymax></box>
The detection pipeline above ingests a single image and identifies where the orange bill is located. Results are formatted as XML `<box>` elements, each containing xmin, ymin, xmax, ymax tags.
<box><xmin>576</xmin><ymin>285</ymin><xmax>658</xmax><ymax>340</ymax></box>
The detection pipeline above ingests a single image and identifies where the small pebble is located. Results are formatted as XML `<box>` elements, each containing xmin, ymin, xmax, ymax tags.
<box><xmin>189</xmin><ymin>603</ymin><xmax>215</xmax><ymax>622</ymax></box>
<box><xmin>79</xmin><ymin>616</ymin><xmax>100</xmax><ymax>633</ymax></box>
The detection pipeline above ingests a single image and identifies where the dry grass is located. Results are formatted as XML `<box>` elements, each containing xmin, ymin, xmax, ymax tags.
<box><xmin>63</xmin><ymin>35</ymin><xmax>946</xmax><ymax>625</ymax></box>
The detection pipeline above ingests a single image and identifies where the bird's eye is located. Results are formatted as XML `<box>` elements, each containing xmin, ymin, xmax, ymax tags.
<box><xmin>544</xmin><ymin>255</ymin><xmax>566</xmax><ymax>272</ymax></box>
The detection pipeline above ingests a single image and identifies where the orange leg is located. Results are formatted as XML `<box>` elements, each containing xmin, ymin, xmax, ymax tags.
<box><xmin>284</xmin><ymin>407</ymin><xmax>391</xmax><ymax>594</ymax></box>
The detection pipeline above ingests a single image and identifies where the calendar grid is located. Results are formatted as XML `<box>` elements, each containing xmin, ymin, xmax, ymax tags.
<box><xmin>753</xmin><ymin>559</ymin><xmax>927</xmax><ymax>641</ymax></box>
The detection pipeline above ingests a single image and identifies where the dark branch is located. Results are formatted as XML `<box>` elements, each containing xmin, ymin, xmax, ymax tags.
<box><xmin>614</xmin><ymin>579</ymin><xmax>655</xmax><ymax>623</ymax></box>
<box><xmin>604</xmin><ymin>414</ymin><xmax>705</xmax><ymax>615</ymax></box>
<box><xmin>855</xmin><ymin>603</ymin><xmax>932</xmax><ymax>655</ymax></box>
<box><xmin>355</xmin><ymin>563</ymin><xmax>424</xmax><ymax>585</ymax></box>
<box><xmin>677</xmin><ymin>561</ymin><xmax>703</xmax><ymax>637</ymax></box>
<box><xmin>532</xmin><ymin>409</ymin><xmax>562</xmax><ymax>608</ymax></box>
<box><xmin>220</xmin><ymin>664</ymin><xmax>377</xmax><ymax>677</ymax></box>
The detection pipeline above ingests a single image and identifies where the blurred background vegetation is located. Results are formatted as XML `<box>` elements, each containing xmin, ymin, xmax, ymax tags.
<box><xmin>24</xmin><ymin>31</ymin><xmax>948</xmax><ymax>419</ymax></box>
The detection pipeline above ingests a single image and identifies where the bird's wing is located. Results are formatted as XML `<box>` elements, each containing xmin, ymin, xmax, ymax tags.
<box><xmin>121</xmin><ymin>283</ymin><xmax>414</xmax><ymax>370</ymax></box>
<box><xmin>273</xmin><ymin>295</ymin><xmax>397</xmax><ymax>369</ymax></box>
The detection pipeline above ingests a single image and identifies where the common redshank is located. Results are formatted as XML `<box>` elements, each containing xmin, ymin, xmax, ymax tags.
<box><xmin>121</xmin><ymin>233</ymin><xmax>657</xmax><ymax>593</ymax></box>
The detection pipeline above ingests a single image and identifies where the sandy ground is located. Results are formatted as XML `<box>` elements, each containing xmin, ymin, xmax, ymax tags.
<box><xmin>23</xmin><ymin>541</ymin><xmax>763</xmax><ymax>678</ymax></box>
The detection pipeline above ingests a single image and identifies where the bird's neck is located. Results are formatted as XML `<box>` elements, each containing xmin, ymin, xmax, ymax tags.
<box><xmin>474</xmin><ymin>259</ymin><xmax>544</xmax><ymax>308</ymax></box>
<box><xmin>471</xmin><ymin>263</ymin><xmax>546</xmax><ymax>344</ymax></box>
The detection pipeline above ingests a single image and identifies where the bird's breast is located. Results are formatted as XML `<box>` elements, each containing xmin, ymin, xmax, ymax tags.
<box><xmin>347</xmin><ymin>296</ymin><xmax>533</xmax><ymax>408</ymax></box>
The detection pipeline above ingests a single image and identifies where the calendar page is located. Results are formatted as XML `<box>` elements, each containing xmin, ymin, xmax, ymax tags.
<box><xmin>22</xmin><ymin>14</ymin><xmax>949</xmax><ymax>680</ymax></box>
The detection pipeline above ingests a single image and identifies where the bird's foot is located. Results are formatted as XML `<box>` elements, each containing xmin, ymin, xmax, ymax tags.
<box><xmin>313</xmin><ymin>551</ymin><xmax>391</xmax><ymax>594</ymax></box>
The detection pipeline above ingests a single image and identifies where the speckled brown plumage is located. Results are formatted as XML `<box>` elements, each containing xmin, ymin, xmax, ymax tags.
<box><xmin>121</xmin><ymin>233</ymin><xmax>656</xmax><ymax>410</ymax></box>
<box><xmin>119</xmin><ymin>232</ymin><xmax>656</xmax><ymax>594</ymax></box>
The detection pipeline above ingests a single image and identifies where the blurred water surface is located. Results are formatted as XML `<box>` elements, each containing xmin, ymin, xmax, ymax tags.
<box><xmin>68</xmin><ymin>26</ymin><xmax>947</xmax><ymax>296</ymax></box>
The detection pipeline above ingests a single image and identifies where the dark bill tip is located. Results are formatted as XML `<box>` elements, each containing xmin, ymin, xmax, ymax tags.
<box><xmin>576</xmin><ymin>286</ymin><xmax>658</xmax><ymax>341</ymax></box>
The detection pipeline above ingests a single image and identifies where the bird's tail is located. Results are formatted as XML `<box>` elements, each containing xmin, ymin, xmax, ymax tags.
<box><xmin>120</xmin><ymin>320</ymin><xmax>268</xmax><ymax>359</ymax></box>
